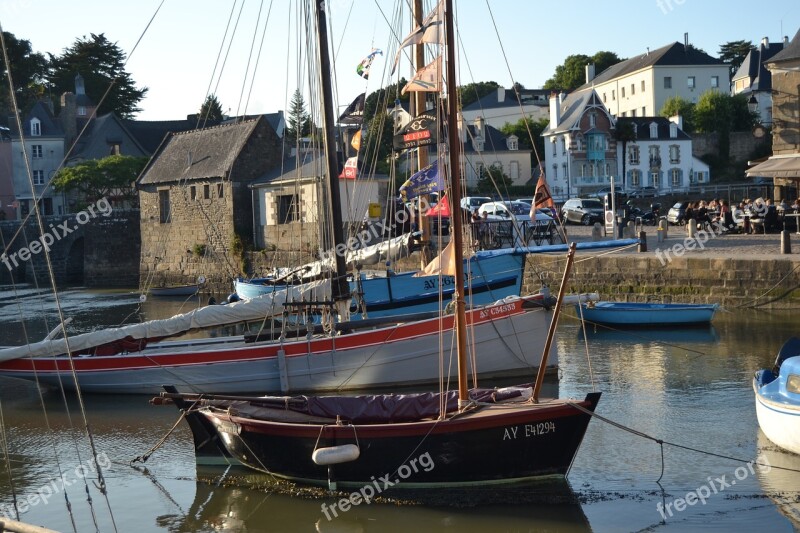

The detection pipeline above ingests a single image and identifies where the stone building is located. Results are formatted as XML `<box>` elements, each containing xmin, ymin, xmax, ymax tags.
<box><xmin>137</xmin><ymin>116</ymin><xmax>283</xmax><ymax>288</ymax></box>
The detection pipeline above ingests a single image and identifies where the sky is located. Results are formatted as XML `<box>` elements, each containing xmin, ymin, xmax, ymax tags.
<box><xmin>3</xmin><ymin>0</ymin><xmax>799</xmax><ymax>122</ymax></box>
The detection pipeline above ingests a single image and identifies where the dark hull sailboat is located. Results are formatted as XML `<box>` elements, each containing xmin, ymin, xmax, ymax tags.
<box><xmin>188</xmin><ymin>389</ymin><xmax>600</xmax><ymax>487</ymax></box>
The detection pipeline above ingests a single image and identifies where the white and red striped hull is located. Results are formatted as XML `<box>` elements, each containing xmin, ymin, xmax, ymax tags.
<box><xmin>0</xmin><ymin>296</ymin><xmax>556</xmax><ymax>394</ymax></box>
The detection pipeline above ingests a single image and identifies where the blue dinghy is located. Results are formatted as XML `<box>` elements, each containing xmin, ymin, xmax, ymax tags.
<box><xmin>754</xmin><ymin>337</ymin><xmax>800</xmax><ymax>455</ymax></box>
<box><xmin>575</xmin><ymin>301</ymin><xmax>719</xmax><ymax>326</ymax></box>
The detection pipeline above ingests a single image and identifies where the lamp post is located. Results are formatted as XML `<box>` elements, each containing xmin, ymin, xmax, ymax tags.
<box><xmin>748</xmin><ymin>94</ymin><xmax>759</xmax><ymax>114</ymax></box>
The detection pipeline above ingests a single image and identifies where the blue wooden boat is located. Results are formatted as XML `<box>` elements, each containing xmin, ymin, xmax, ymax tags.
<box><xmin>575</xmin><ymin>301</ymin><xmax>719</xmax><ymax>326</ymax></box>
<box><xmin>149</xmin><ymin>284</ymin><xmax>200</xmax><ymax>297</ymax></box>
<box><xmin>754</xmin><ymin>337</ymin><xmax>800</xmax><ymax>455</ymax></box>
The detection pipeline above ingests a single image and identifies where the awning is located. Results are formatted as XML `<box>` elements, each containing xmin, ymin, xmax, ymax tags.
<box><xmin>746</xmin><ymin>154</ymin><xmax>800</xmax><ymax>178</ymax></box>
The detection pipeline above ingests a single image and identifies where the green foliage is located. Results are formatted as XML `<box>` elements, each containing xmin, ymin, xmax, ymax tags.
<box><xmin>230</xmin><ymin>233</ymin><xmax>249</xmax><ymax>274</ymax></box>
<box><xmin>659</xmin><ymin>96</ymin><xmax>695</xmax><ymax>132</ymax></box>
<box><xmin>192</xmin><ymin>243</ymin><xmax>207</xmax><ymax>257</ymax></box>
<box><xmin>363</xmin><ymin>80</ymin><xmax>408</xmax><ymax>125</ymax></box>
<box><xmin>543</xmin><ymin>51</ymin><xmax>624</xmax><ymax>91</ymax></box>
<box><xmin>198</xmin><ymin>94</ymin><xmax>224</xmax><ymax>125</ymax></box>
<box><xmin>47</xmin><ymin>33</ymin><xmax>147</xmax><ymax>118</ymax></box>
<box><xmin>0</xmin><ymin>31</ymin><xmax>48</xmax><ymax>119</ymax></box>
<box><xmin>362</xmin><ymin>112</ymin><xmax>394</xmax><ymax>175</ymax></box>
<box><xmin>614</xmin><ymin>118</ymin><xmax>638</xmax><ymax>188</ymax></box>
<box><xmin>476</xmin><ymin>164</ymin><xmax>512</xmax><ymax>194</ymax></box>
<box><xmin>718</xmin><ymin>40</ymin><xmax>754</xmax><ymax>76</ymax></box>
<box><xmin>458</xmin><ymin>81</ymin><xmax>500</xmax><ymax>109</ymax></box>
<box><xmin>501</xmin><ymin>116</ymin><xmax>549</xmax><ymax>165</ymax></box>
<box><xmin>284</xmin><ymin>89</ymin><xmax>312</xmax><ymax>141</ymax></box>
<box><xmin>52</xmin><ymin>154</ymin><xmax>147</xmax><ymax>206</ymax></box>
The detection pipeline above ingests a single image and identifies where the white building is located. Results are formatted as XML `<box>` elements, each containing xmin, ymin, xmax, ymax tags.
<box><xmin>580</xmin><ymin>39</ymin><xmax>730</xmax><ymax>118</ymax></box>
<box><xmin>731</xmin><ymin>36</ymin><xmax>790</xmax><ymax>126</ymax></box>
<box><xmin>461</xmin><ymin>87</ymin><xmax>552</xmax><ymax>131</ymax></box>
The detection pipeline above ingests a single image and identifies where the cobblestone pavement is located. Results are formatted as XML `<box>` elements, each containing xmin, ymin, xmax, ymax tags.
<box><xmin>562</xmin><ymin>223</ymin><xmax>800</xmax><ymax>260</ymax></box>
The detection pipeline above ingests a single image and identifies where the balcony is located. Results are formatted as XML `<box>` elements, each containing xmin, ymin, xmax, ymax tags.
<box><xmin>649</xmin><ymin>156</ymin><xmax>662</xmax><ymax>169</ymax></box>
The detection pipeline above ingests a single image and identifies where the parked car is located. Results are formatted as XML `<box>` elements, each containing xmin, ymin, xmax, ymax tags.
<box><xmin>630</xmin><ymin>186</ymin><xmax>658</xmax><ymax>198</ymax></box>
<box><xmin>460</xmin><ymin>196</ymin><xmax>492</xmax><ymax>211</ymax></box>
<box><xmin>561</xmin><ymin>198</ymin><xmax>604</xmax><ymax>225</ymax></box>
<box><xmin>590</xmin><ymin>186</ymin><xmax>628</xmax><ymax>200</ymax></box>
<box><xmin>667</xmin><ymin>201</ymin><xmax>690</xmax><ymax>225</ymax></box>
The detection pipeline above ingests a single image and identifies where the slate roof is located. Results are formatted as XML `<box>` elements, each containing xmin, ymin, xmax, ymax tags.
<box><xmin>732</xmin><ymin>41</ymin><xmax>786</xmax><ymax>91</ymax></box>
<box><xmin>464</xmin><ymin>123</ymin><xmax>513</xmax><ymax>153</ymax></box>
<box><xmin>11</xmin><ymin>101</ymin><xmax>63</xmax><ymax>136</ymax></box>
<box><xmin>138</xmin><ymin>117</ymin><xmax>262</xmax><ymax>185</ymax></box>
<box><xmin>251</xmin><ymin>151</ymin><xmax>329</xmax><ymax>187</ymax></box>
<box><xmin>461</xmin><ymin>88</ymin><xmax>552</xmax><ymax>111</ymax></box>
<box><xmin>623</xmin><ymin>117</ymin><xmax>691</xmax><ymax>141</ymax></box>
<box><xmin>769</xmin><ymin>28</ymin><xmax>800</xmax><ymax>63</ymax></box>
<box><xmin>122</xmin><ymin>118</ymin><xmax>197</xmax><ymax>154</ymax></box>
<box><xmin>543</xmin><ymin>88</ymin><xmax>602</xmax><ymax>135</ymax></box>
<box><xmin>578</xmin><ymin>42</ymin><xmax>725</xmax><ymax>90</ymax></box>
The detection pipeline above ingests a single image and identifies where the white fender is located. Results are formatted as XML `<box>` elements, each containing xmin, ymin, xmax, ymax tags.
<box><xmin>312</xmin><ymin>444</ymin><xmax>360</xmax><ymax>465</ymax></box>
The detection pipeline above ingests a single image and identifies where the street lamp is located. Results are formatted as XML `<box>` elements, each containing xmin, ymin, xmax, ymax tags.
<box><xmin>748</xmin><ymin>94</ymin><xmax>759</xmax><ymax>114</ymax></box>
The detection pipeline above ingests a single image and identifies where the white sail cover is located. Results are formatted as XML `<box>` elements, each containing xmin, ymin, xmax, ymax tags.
<box><xmin>0</xmin><ymin>279</ymin><xmax>332</xmax><ymax>362</ymax></box>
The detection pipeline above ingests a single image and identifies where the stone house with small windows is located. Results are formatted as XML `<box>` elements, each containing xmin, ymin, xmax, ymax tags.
<box><xmin>579</xmin><ymin>38</ymin><xmax>729</xmax><ymax>118</ymax></box>
<box><xmin>137</xmin><ymin>116</ymin><xmax>282</xmax><ymax>287</ymax></box>
<box><xmin>460</xmin><ymin>117</ymin><xmax>530</xmax><ymax>187</ymax></box>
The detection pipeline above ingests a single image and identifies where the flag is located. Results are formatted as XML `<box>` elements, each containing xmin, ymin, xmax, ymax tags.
<box><xmin>339</xmin><ymin>157</ymin><xmax>358</xmax><ymax>179</ymax></box>
<box><xmin>338</xmin><ymin>93</ymin><xmax>365</xmax><ymax>125</ymax></box>
<box><xmin>533</xmin><ymin>176</ymin><xmax>555</xmax><ymax>210</ymax></box>
<box><xmin>391</xmin><ymin>0</ymin><xmax>443</xmax><ymax>73</ymax></box>
<box><xmin>425</xmin><ymin>193</ymin><xmax>450</xmax><ymax>217</ymax></box>
<box><xmin>399</xmin><ymin>160</ymin><xmax>444</xmax><ymax>200</ymax></box>
<box><xmin>402</xmin><ymin>56</ymin><xmax>442</xmax><ymax>95</ymax></box>
<box><xmin>356</xmin><ymin>48</ymin><xmax>382</xmax><ymax>80</ymax></box>
<box><xmin>351</xmin><ymin>129</ymin><xmax>362</xmax><ymax>151</ymax></box>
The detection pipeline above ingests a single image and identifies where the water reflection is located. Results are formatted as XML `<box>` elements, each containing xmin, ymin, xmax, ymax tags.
<box><xmin>756</xmin><ymin>431</ymin><xmax>800</xmax><ymax>528</ymax></box>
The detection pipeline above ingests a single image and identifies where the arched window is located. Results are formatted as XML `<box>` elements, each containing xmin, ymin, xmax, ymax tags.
<box><xmin>30</xmin><ymin>118</ymin><xmax>41</xmax><ymax>136</ymax></box>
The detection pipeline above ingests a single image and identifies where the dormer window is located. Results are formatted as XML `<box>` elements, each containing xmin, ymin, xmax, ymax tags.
<box><xmin>506</xmin><ymin>135</ymin><xmax>518</xmax><ymax>151</ymax></box>
<box><xmin>669</xmin><ymin>123</ymin><xmax>677</xmax><ymax>138</ymax></box>
<box><xmin>78</xmin><ymin>106</ymin><xmax>87</xmax><ymax>116</ymax></box>
<box><xmin>649</xmin><ymin>122</ymin><xmax>658</xmax><ymax>139</ymax></box>
<box><xmin>30</xmin><ymin>118</ymin><xmax>41</xmax><ymax>136</ymax></box>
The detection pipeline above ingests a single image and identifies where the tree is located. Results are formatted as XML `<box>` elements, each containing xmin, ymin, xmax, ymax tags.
<box><xmin>719</xmin><ymin>40</ymin><xmax>754</xmax><ymax>77</ymax></box>
<box><xmin>0</xmin><ymin>31</ymin><xmax>48</xmax><ymax>121</ymax></box>
<box><xmin>284</xmin><ymin>89</ymin><xmax>312</xmax><ymax>141</ymax></box>
<box><xmin>458</xmin><ymin>81</ymin><xmax>500</xmax><ymax>109</ymax></box>
<box><xmin>543</xmin><ymin>51</ymin><xmax>624</xmax><ymax>91</ymax></box>
<box><xmin>198</xmin><ymin>94</ymin><xmax>224</xmax><ymax>125</ymax></box>
<box><xmin>501</xmin><ymin>116</ymin><xmax>549</xmax><ymax>167</ymax></box>
<box><xmin>659</xmin><ymin>95</ymin><xmax>695</xmax><ymax>132</ymax></box>
<box><xmin>613</xmin><ymin>118</ymin><xmax>637</xmax><ymax>189</ymax></box>
<box><xmin>47</xmin><ymin>34</ymin><xmax>147</xmax><ymax>118</ymax></box>
<box><xmin>52</xmin><ymin>154</ymin><xmax>148</xmax><ymax>207</ymax></box>
<box><xmin>477</xmin><ymin>164</ymin><xmax>512</xmax><ymax>194</ymax></box>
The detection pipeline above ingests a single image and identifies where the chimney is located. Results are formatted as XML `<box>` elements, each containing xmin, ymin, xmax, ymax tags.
<box><xmin>761</xmin><ymin>36</ymin><xmax>769</xmax><ymax>48</ymax></box>
<box><xmin>585</xmin><ymin>63</ymin><xmax>596</xmax><ymax>84</ymax></box>
<box><xmin>549</xmin><ymin>92</ymin><xmax>561</xmax><ymax>127</ymax></box>
<box><xmin>668</xmin><ymin>114</ymin><xmax>683</xmax><ymax>131</ymax></box>
<box><xmin>474</xmin><ymin>116</ymin><xmax>484</xmax><ymax>138</ymax></box>
<box><xmin>684</xmin><ymin>32</ymin><xmax>689</xmax><ymax>52</ymax></box>
<box><xmin>497</xmin><ymin>87</ymin><xmax>505</xmax><ymax>102</ymax></box>
<box><xmin>59</xmin><ymin>92</ymin><xmax>77</xmax><ymax>146</ymax></box>
<box><xmin>784</xmin><ymin>35</ymin><xmax>790</xmax><ymax>46</ymax></box>
<box><xmin>74</xmin><ymin>73</ymin><xmax>86</xmax><ymax>95</ymax></box>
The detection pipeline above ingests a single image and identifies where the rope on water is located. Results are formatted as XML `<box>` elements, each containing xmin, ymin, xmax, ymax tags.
<box><xmin>131</xmin><ymin>410</ymin><xmax>188</xmax><ymax>465</ymax></box>
<box><xmin>566</xmin><ymin>400</ymin><xmax>800</xmax><ymax>477</ymax></box>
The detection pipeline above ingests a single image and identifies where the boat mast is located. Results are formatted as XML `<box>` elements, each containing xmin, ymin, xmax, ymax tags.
<box><xmin>443</xmin><ymin>0</ymin><xmax>469</xmax><ymax>405</ymax></box>
<box><xmin>315</xmin><ymin>0</ymin><xmax>351</xmax><ymax>304</ymax></box>
<box><xmin>414</xmin><ymin>0</ymin><xmax>433</xmax><ymax>267</ymax></box>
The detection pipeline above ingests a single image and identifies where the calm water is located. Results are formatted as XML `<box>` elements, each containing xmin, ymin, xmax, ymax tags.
<box><xmin>1</xmin><ymin>286</ymin><xmax>799</xmax><ymax>532</ymax></box>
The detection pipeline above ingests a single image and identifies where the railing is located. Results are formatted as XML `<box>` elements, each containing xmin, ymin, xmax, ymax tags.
<box><xmin>470</xmin><ymin>219</ymin><xmax>559</xmax><ymax>250</ymax></box>
<box><xmin>649</xmin><ymin>156</ymin><xmax>661</xmax><ymax>168</ymax></box>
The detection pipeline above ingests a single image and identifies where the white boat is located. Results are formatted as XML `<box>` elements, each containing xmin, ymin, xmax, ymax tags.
<box><xmin>754</xmin><ymin>337</ymin><xmax>800</xmax><ymax>455</ymax></box>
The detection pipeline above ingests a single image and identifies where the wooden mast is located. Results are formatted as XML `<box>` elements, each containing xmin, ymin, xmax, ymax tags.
<box><xmin>414</xmin><ymin>0</ymin><xmax>433</xmax><ymax>266</ymax></box>
<box><xmin>315</xmin><ymin>0</ymin><xmax>351</xmax><ymax>305</ymax></box>
<box><xmin>443</xmin><ymin>0</ymin><xmax>469</xmax><ymax>405</ymax></box>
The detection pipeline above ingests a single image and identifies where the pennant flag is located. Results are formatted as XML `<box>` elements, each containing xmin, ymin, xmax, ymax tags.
<box><xmin>351</xmin><ymin>129</ymin><xmax>362</xmax><ymax>151</ymax></box>
<box><xmin>393</xmin><ymin>109</ymin><xmax>438</xmax><ymax>151</ymax></box>
<box><xmin>339</xmin><ymin>157</ymin><xmax>358</xmax><ymax>179</ymax></box>
<box><xmin>425</xmin><ymin>193</ymin><xmax>450</xmax><ymax>217</ymax></box>
<box><xmin>533</xmin><ymin>176</ymin><xmax>555</xmax><ymax>210</ymax></box>
<box><xmin>399</xmin><ymin>160</ymin><xmax>444</xmax><ymax>201</ymax></box>
<box><xmin>338</xmin><ymin>93</ymin><xmax>365</xmax><ymax>125</ymax></box>
<box><xmin>391</xmin><ymin>0</ymin><xmax>443</xmax><ymax>73</ymax></box>
<box><xmin>356</xmin><ymin>49</ymin><xmax>383</xmax><ymax>80</ymax></box>
<box><xmin>402</xmin><ymin>56</ymin><xmax>442</xmax><ymax>95</ymax></box>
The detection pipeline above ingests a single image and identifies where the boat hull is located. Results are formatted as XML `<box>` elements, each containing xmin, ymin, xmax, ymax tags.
<box><xmin>150</xmin><ymin>284</ymin><xmax>200</xmax><ymax>297</ymax></box>
<box><xmin>754</xmin><ymin>379</ymin><xmax>800</xmax><ymax>455</ymax></box>
<box><xmin>201</xmin><ymin>392</ymin><xmax>600</xmax><ymax>487</ymax></box>
<box><xmin>0</xmin><ymin>296</ymin><xmax>555</xmax><ymax>394</ymax></box>
<box><xmin>235</xmin><ymin>254</ymin><xmax>525</xmax><ymax>319</ymax></box>
<box><xmin>576</xmin><ymin>301</ymin><xmax>718</xmax><ymax>326</ymax></box>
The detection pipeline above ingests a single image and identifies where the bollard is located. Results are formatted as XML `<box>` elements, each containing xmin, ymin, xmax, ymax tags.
<box><xmin>656</xmin><ymin>226</ymin><xmax>665</xmax><ymax>243</ymax></box>
<box><xmin>781</xmin><ymin>230</ymin><xmax>792</xmax><ymax>254</ymax></box>
<box><xmin>617</xmin><ymin>217</ymin><xmax>625</xmax><ymax>239</ymax></box>
<box><xmin>591</xmin><ymin>222</ymin><xmax>603</xmax><ymax>241</ymax></box>
<box><xmin>638</xmin><ymin>231</ymin><xmax>647</xmax><ymax>252</ymax></box>
<box><xmin>687</xmin><ymin>218</ymin><xmax>697</xmax><ymax>238</ymax></box>
<box><xmin>658</xmin><ymin>217</ymin><xmax>668</xmax><ymax>239</ymax></box>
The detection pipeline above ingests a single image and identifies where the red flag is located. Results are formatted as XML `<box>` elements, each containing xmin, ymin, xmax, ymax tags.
<box><xmin>339</xmin><ymin>157</ymin><xmax>358</xmax><ymax>179</ymax></box>
<box><xmin>425</xmin><ymin>194</ymin><xmax>450</xmax><ymax>217</ymax></box>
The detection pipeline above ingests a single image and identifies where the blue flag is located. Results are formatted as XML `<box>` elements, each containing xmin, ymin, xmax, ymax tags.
<box><xmin>399</xmin><ymin>161</ymin><xmax>444</xmax><ymax>200</ymax></box>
